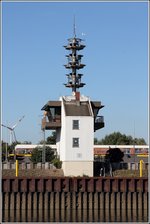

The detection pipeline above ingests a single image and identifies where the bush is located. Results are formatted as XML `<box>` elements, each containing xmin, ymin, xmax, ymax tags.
<box><xmin>52</xmin><ymin>158</ymin><xmax>62</xmax><ymax>168</ymax></box>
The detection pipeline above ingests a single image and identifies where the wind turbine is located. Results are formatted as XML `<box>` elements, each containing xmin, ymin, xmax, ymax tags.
<box><xmin>2</xmin><ymin>115</ymin><xmax>25</xmax><ymax>145</ymax></box>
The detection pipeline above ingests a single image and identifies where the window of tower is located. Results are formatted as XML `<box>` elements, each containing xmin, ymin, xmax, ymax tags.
<box><xmin>73</xmin><ymin>138</ymin><xmax>79</xmax><ymax>147</ymax></box>
<box><xmin>73</xmin><ymin>120</ymin><xmax>79</xmax><ymax>130</ymax></box>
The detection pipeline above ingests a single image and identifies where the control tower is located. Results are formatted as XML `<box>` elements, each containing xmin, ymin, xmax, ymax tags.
<box><xmin>41</xmin><ymin>25</ymin><xmax>104</xmax><ymax>176</ymax></box>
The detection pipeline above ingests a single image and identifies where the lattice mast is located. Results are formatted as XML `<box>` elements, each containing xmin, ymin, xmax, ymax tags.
<box><xmin>64</xmin><ymin>21</ymin><xmax>86</xmax><ymax>93</ymax></box>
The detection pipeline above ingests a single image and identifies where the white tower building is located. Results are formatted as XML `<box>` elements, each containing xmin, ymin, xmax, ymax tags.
<box><xmin>41</xmin><ymin>27</ymin><xmax>104</xmax><ymax>176</ymax></box>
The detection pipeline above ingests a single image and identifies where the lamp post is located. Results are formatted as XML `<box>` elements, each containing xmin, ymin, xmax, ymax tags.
<box><xmin>42</xmin><ymin>128</ymin><xmax>46</xmax><ymax>163</ymax></box>
<box><xmin>5</xmin><ymin>142</ymin><xmax>8</xmax><ymax>162</ymax></box>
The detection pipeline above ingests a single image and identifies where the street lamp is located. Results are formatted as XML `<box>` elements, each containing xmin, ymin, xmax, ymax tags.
<box><xmin>5</xmin><ymin>142</ymin><xmax>8</xmax><ymax>162</ymax></box>
<box><xmin>42</xmin><ymin>128</ymin><xmax>46</xmax><ymax>163</ymax></box>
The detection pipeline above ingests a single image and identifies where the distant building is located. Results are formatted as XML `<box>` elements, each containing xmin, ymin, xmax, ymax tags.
<box><xmin>94</xmin><ymin>145</ymin><xmax>149</xmax><ymax>156</ymax></box>
<box><xmin>15</xmin><ymin>144</ymin><xmax>56</xmax><ymax>154</ymax></box>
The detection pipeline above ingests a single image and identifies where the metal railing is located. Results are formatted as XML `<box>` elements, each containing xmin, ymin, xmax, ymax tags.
<box><xmin>95</xmin><ymin>116</ymin><xmax>104</xmax><ymax>123</ymax></box>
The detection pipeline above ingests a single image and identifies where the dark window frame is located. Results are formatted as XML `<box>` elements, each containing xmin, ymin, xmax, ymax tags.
<box><xmin>73</xmin><ymin>138</ymin><xmax>79</xmax><ymax>147</ymax></box>
<box><xmin>73</xmin><ymin>120</ymin><xmax>79</xmax><ymax>130</ymax></box>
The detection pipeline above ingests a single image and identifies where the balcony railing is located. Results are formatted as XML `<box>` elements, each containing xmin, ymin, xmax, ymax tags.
<box><xmin>42</xmin><ymin>115</ymin><xmax>61</xmax><ymax>130</ymax></box>
<box><xmin>95</xmin><ymin>116</ymin><xmax>104</xmax><ymax>123</ymax></box>
<box><xmin>94</xmin><ymin>116</ymin><xmax>104</xmax><ymax>131</ymax></box>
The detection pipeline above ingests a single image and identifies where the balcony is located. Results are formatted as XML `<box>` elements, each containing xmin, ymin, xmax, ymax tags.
<box><xmin>41</xmin><ymin>115</ymin><xmax>61</xmax><ymax>130</ymax></box>
<box><xmin>94</xmin><ymin>116</ymin><xmax>104</xmax><ymax>131</ymax></box>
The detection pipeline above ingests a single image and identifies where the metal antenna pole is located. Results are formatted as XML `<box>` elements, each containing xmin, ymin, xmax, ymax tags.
<box><xmin>73</xmin><ymin>15</ymin><xmax>76</xmax><ymax>38</ymax></box>
<box><xmin>5</xmin><ymin>122</ymin><xmax>8</xmax><ymax>162</ymax></box>
<box><xmin>42</xmin><ymin>128</ymin><xmax>46</xmax><ymax>163</ymax></box>
<box><xmin>64</xmin><ymin>19</ymin><xmax>86</xmax><ymax>94</ymax></box>
<box><xmin>5</xmin><ymin>142</ymin><xmax>8</xmax><ymax>162</ymax></box>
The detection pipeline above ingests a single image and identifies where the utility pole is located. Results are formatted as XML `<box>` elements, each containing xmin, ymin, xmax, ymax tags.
<box><xmin>5</xmin><ymin>142</ymin><xmax>8</xmax><ymax>162</ymax></box>
<box><xmin>42</xmin><ymin>128</ymin><xmax>46</xmax><ymax>163</ymax></box>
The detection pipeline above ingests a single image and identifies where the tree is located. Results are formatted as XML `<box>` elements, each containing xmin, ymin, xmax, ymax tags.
<box><xmin>23</xmin><ymin>141</ymin><xmax>32</xmax><ymax>144</ymax></box>
<box><xmin>133</xmin><ymin>137</ymin><xmax>146</xmax><ymax>145</ymax></box>
<box><xmin>98</xmin><ymin>132</ymin><xmax>146</xmax><ymax>145</ymax></box>
<box><xmin>39</xmin><ymin>131</ymin><xmax>56</xmax><ymax>145</ymax></box>
<box><xmin>46</xmin><ymin>131</ymin><xmax>56</xmax><ymax>144</ymax></box>
<box><xmin>1</xmin><ymin>141</ymin><xmax>19</xmax><ymax>161</ymax></box>
<box><xmin>1</xmin><ymin>141</ymin><xmax>9</xmax><ymax>161</ymax></box>
<box><xmin>105</xmin><ymin>147</ymin><xmax>124</xmax><ymax>163</ymax></box>
<box><xmin>94</xmin><ymin>137</ymin><xmax>99</xmax><ymax>145</ymax></box>
<box><xmin>30</xmin><ymin>146</ymin><xmax>55</xmax><ymax>163</ymax></box>
<box><xmin>30</xmin><ymin>146</ymin><xmax>62</xmax><ymax>168</ymax></box>
<box><xmin>104</xmin><ymin>147</ymin><xmax>125</xmax><ymax>174</ymax></box>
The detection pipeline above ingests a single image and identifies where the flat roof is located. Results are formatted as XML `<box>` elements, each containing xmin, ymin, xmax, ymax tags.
<box><xmin>91</xmin><ymin>101</ymin><xmax>104</xmax><ymax>109</ymax></box>
<box><xmin>41</xmin><ymin>101</ymin><xmax>61</xmax><ymax>110</ymax></box>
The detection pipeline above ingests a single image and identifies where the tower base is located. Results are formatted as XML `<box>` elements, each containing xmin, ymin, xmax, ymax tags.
<box><xmin>62</xmin><ymin>161</ymin><xmax>93</xmax><ymax>177</ymax></box>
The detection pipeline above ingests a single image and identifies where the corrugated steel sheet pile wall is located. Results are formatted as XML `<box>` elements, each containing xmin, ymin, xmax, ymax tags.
<box><xmin>2</xmin><ymin>177</ymin><xmax>148</xmax><ymax>222</ymax></box>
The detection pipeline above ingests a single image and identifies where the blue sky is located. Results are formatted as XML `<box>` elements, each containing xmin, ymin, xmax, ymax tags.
<box><xmin>2</xmin><ymin>1</ymin><xmax>148</xmax><ymax>144</ymax></box>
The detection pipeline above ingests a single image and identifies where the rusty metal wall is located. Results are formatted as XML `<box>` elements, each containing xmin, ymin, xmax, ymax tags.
<box><xmin>2</xmin><ymin>192</ymin><xmax>148</xmax><ymax>222</ymax></box>
<box><xmin>2</xmin><ymin>177</ymin><xmax>148</xmax><ymax>193</ymax></box>
<box><xmin>2</xmin><ymin>177</ymin><xmax>149</xmax><ymax>222</ymax></box>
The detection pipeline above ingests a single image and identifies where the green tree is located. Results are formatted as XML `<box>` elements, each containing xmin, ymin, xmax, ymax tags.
<box><xmin>133</xmin><ymin>138</ymin><xmax>146</xmax><ymax>145</ymax></box>
<box><xmin>39</xmin><ymin>131</ymin><xmax>56</xmax><ymax>145</ymax></box>
<box><xmin>22</xmin><ymin>141</ymin><xmax>32</xmax><ymax>144</ymax></box>
<box><xmin>1</xmin><ymin>141</ymin><xmax>16</xmax><ymax>161</ymax></box>
<box><xmin>104</xmin><ymin>147</ymin><xmax>125</xmax><ymax>173</ymax></box>
<box><xmin>30</xmin><ymin>146</ymin><xmax>55</xmax><ymax>163</ymax></box>
<box><xmin>105</xmin><ymin>147</ymin><xmax>124</xmax><ymax>163</ymax></box>
<box><xmin>94</xmin><ymin>137</ymin><xmax>99</xmax><ymax>145</ymax></box>
<box><xmin>98</xmin><ymin>132</ymin><xmax>146</xmax><ymax>145</ymax></box>
<box><xmin>1</xmin><ymin>141</ymin><xmax>8</xmax><ymax>161</ymax></box>
<box><xmin>10</xmin><ymin>141</ymin><xmax>21</xmax><ymax>151</ymax></box>
<box><xmin>46</xmin><ymin>131</ymin><xmax>56</xmax><ymax>144</ymax></box>
<box><xmin>30</xmin><ymin>147</ymin><xmax>42</xmax><ymax>163</ymax></box>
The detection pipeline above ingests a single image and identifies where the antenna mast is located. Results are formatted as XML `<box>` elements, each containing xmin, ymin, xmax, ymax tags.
<box><xmin>73</xmin><ymin>15</ymin><xmax>76</xmax><ymax>38</ymax></box>
<box><xmin>64</xmin><ymin>19</ymin><xmax>86</xmax><ymax>94</ymax></box>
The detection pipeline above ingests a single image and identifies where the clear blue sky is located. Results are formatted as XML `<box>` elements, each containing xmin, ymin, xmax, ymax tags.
<box><xmin>2</xmin><ymin>1</ymin><xmax>148</xmax><ymax>144</ymax></box>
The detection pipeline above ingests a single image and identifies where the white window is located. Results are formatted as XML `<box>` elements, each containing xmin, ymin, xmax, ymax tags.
<box><xmin>73</xmin><ymin>138</ymin><xmax>79</xmax><ymax>147</ymax></box>
<box><xmin>73</xmin><ymin>120</ymin><xmax>79</xmax><ymax>130</ymax></box>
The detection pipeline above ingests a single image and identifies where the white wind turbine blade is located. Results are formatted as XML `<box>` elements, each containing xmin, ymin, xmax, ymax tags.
<box><xmin>1</xmin><ymin>124</ymin><xmax>12</xmax><ymax>145</ymax></box>
<box><xmin>12</xmin><ymin>115</ymin><xmax>25</xmax><ymax>130</ymax></box>
<box><xmin>1</xmin><ymin>124</ymin><xmax>13</xmax><ymax>131</ymax></box>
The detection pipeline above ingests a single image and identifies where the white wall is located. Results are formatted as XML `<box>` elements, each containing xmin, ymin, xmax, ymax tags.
<box><xmin>59</xmin><ymin>97</ymin><xmax>66</xmax><ymax>161</ymax></box>
<box><xmin>62</xmin><ymin>161</ymin><xmax>93</xmax><ymax>176</ymax></box>
<box><xmin>56</xmin><ymin>128</ymin><xmax>61</xmax><ymax>156</ymax></box>
<box><xmin>57</xmin><ymin>96</ymin><xmax>94</xmax><ymax>176</ymax></box>
<box><xmin>64</xmin><ymin>116</ymin><xmax>93</xmax><ymax>161</ymax></box>
<box><xmin>59</xmin><ymin>97</ymin><xmax>94</xmax><ymax>163</ymax></box>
